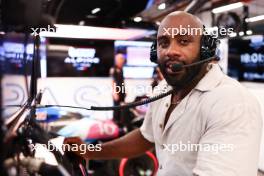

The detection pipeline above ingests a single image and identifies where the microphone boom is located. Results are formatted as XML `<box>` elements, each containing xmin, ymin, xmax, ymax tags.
<box><xmin>171</xmin><ymin>56</ymin><xmax>218</xmax><ymax>72</ymax></box>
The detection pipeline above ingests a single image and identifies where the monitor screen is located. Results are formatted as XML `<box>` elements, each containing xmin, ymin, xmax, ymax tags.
<box><xmin>228</xmin><ymin>35</ymin><xmax>264</xmax><ymax>82</ymax></box>
<box><xmin>0</xmin><ymin>33</ymin><xmax>46</xmax><ymax>118</ymax></box>
<box><xmin>46</xmin><ymin>39</ymin><xmax>114</xmax><ymax>77</ymax></box>
<box><xmin>114</xmin><ymin>40</ymin><xmax>156</xmax><ymax>79</ymax></box>
<box><xmin>123</xmin><ymin>66</ymin><xmax>154</xmax><ymax>79</ymax></box>
<box><xmin>2</xmin><ymin>33</ymin><xmax>34</xmax><ymax>75</ymax></box>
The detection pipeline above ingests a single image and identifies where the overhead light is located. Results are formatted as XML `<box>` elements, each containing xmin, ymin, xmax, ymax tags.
<box><xmin>239</xmin><ymin>31</ymin><xmax>244</xmax><ymax>36</ymax></box>
<box><xmin>158</xmin><ymin>3</ymin><xmax>166</xmax><ymax>10</ymax></box>
<box><xmin>39</xmin><ymin>24</ymin><xmax>156</xmax><ymax>40</ymax></box>
<box><xmin>245</xmin><ymin>15</ymin><xmax>264</xmax><ymax>23</ymax></box>
<box><xmin>212</xmin><ymin>2</ymin><xmax>243</xmax><ymax>14</ymax></box>
<box><xmin>79</xmin><ymin>21</ymin><xmax>85</xmax><ymax>26</ymax></box>
<box><xmin>115</xmin><ymin>41</ymin><xmax>153</xmax><ymax>47</ymax></box>
<box><xmin>156</xmin><ymin>21</ymin><xmax>161</xmax><ymax>25</ymax></box>
<box><xmin>86</xmin><ymin>15</ymin><xmax>96</xmax><ymax>19</ymax></box>
<box><xmin>229</xmin><ymin>32</ymin><xmax>237</xmax><ymax>37</ymax></box>
<box><xmin>91</xmin><ymin>8</ymin><xmax>101</xmax><ymax>14</ymax></box>
<box><xmin>246</xmin><ymin>30</ymin><xmax>253</xmax><ymax>35</ymax></box>
<box><xmin>134</xmin><ymin>17</ymin><xmax>142</xmax><ymax>22</ymax></box>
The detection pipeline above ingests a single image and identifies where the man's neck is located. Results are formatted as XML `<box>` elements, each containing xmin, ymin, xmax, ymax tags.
<box><xmin>172</xmin><ymin>64</ymin><xmax>209</xmax><ymax>101</ymax></box>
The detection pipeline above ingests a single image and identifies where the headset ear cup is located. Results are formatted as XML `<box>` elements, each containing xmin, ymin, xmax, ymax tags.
<box><xmin>200</xmin><ymin>35</ymin><xmax>209</xmax><ymax>60</ymax></box>
<box><xmin>200</xmin><ymin>34</ymin><xmax>218</xmax><ymax>60</ymax></box>
<box><xmin>150</xmin><ymin>41</ymin><xmax>158</xmax><ymax>63</ymax></box>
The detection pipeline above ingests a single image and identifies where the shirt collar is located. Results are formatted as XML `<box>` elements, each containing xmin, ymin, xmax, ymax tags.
<box><xmin>194</xmin><ymin>64</ymin><xmax>224</xmax><ymax>92</ymax></box>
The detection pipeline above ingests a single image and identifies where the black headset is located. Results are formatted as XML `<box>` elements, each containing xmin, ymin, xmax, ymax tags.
<box><xmin>150</xmin><ymin>26</ymin><xmax>219</xmax><ymax>63</ymax></box>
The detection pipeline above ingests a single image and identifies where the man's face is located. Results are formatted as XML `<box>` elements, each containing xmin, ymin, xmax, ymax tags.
<box><xmin>157</xmin><ymin>15</ymin><xmax>202</xmax><ymax>88</ymax></box>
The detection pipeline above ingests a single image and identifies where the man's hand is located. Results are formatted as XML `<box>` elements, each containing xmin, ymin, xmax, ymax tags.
<box><xmin>64</xmin><ymin>136</ymin><xmax>83</xmax><ymax>146</ymax></box>
<box><xmin>63</xmin><ymin>137</ymin><xmax>87</xmax><ymax>158</ymax></box>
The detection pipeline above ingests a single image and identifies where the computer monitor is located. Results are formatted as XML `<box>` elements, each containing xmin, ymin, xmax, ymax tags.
<box><xmin>228</xmin><ymin>35</ymin><xmax>264</xmax><ymax>82</ymax></box>
<box><xmin>114</xmin><ymin>40</ymin><xmax>156</xmax><ymax>79</ymax></box>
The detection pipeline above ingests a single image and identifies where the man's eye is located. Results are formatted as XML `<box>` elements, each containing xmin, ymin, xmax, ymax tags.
<box><xmin>158</xmin><ymin>41</ymin><xmax>169</xmax><ymax>48</ymax></box>
<box><xmin>179</xmin><ymin>39</ymin><xmax>189</xmax><ymax>45</ymax></box>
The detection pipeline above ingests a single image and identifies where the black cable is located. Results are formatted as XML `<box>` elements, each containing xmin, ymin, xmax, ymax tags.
<box><xmin>37</xmin><ymin>88</ymin><xmax>174</xmax><ymax>111</ymax></box>
<box><xmin>23</xmin><ymin>33</ymin><xmax>30</xmax><ymax>98</ymax></box>
<box><xmin>5</xmin><ymin>88</ymin><xmax>174</xmax><ymax>111</ymax></box>
<box><xmin>30</xmin><ymin>35</ymin><xmax>40</xmax><ymax>103</ymax></box>
<box><xmin>54</xmin><ymin>0</ymin><xmax>65</xmax><ymax>21</ymax></box>
<box><xmin>91</xmin><ymin>88</ymin><xmax>174</xmax><ymax>110</ymax></box>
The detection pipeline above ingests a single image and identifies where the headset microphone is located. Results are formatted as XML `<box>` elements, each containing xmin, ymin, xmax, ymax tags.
<box><xmin>171</xmin><ymin>56</ymin><xmax>219</xmax><ymax>72</ymax></box>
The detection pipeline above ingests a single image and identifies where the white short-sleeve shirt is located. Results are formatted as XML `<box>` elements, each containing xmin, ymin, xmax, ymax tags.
<box><xmin>140</xmin><ymin>64</ymin><xmax>262</xmax><ymax>176</ymax></box>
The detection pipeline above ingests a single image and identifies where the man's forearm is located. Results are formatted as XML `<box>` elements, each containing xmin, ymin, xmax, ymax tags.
<box><xmin>84</xmin><ymin>129</ymin><xmax>154</xmax><ymax>160</ymax></box>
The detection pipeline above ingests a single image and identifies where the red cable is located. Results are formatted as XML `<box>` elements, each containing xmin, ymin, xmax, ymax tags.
<box><xmin>79</xmin><ymin>163</ymin><xmax>87</xmax><ymax>176</ymax></box>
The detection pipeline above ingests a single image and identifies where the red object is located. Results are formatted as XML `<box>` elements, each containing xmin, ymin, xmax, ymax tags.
<box><xmin>86</xmin><ymin>120</ymin><xmax>119</xmax><ymax>140</ymax></box>
<box><xmin>79</xmin><ymin>164</ymin><xmax>87</xmax><ymax>176</ymax></box>
<box><xmin>119</xmin><ymin>151</ymin><xmax>158</xmax><ymax>176</ymax></box>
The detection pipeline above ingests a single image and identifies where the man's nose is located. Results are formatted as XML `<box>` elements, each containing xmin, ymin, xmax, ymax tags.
<box><xmin>165</xmin><ymin>41</ymin><xmax>181</xmax><ymax>59</ymax></box>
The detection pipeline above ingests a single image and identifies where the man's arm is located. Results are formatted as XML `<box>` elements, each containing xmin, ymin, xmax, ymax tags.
<box><xmin>64</xmin><ymin>128</ymin><xmax>154</xmax><ymax>160</ymax></box>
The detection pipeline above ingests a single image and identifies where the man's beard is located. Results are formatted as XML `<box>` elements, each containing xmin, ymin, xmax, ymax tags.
<box><xmin>158</xmin><ymin>59</ymin><xmax>204</xmax><ymax>89</ymax></box>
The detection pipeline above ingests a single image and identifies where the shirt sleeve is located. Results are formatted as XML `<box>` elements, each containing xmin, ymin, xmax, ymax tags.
<box><xmin>140</xmin><ymin>103</ymin><xmax>155</xmax><ymax>143</ymax></box>
<box><xmin>193</xmin><ymin>101</ymin><xmax>262</xmax><ymax>176</ymax></box>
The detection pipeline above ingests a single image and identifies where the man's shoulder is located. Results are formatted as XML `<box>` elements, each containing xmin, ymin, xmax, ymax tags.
<box><xmin>200</xmin><ymin>76</ymin><xmax>262</xmax><ymax>128</ymax></box>
<box><xmin>202</xmin><ymin>75</ymin><xmax>259</xmax><ymax>107</ymax></box>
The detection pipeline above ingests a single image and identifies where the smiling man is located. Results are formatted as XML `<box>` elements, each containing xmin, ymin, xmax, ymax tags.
<box><xmin>64</xmin><ymin>11</ymin><xmax>262</xmax><ymax>176</ymax></box>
